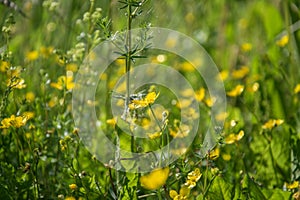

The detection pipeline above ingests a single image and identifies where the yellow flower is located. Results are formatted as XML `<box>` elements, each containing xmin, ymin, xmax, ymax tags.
<box><xmin>217</xmin><ymin>70</ymin><xmax>229</xmax><ymax>81</ymax></box>
<box><xmin>176</xmin><ymin>99</ymin><xmax>192</xmax><ymax>109</ymax></box>
<box><xmin>185</xmin><ymin>12</ymin><xmax>195</xmax><ymax>23</ymax></box>
<box><xmin>183</xmin><ymin>107</ymin><xmax>199</xmax><ymax>119</ymax></box>
<box><xmin>185</xmin><ymin>168</ymin><xmax>202</xmax><ymax>188</ymax></box>
<box><xmin>208</xmin><ymin>148</ymin><xmax>220</xmax><ymax>160</ymax></box>
<box><xmin>169</xmin><ymin>124</ymin><xmax>190</xmax><ymax>138</ymax></box>
<box><xmin>294</xmin><ymin>84</ymin><xmax>300</xmax><ymax>94</ymax></box>
<box><xmin>140</xmin><ymin>167</ymin><xmax>169</xmax><ymax>190</ymax></box>
<box><xmin>7</xmin><ymin>77</ymin><xmax>26</xmax><ymax>89</ymax></box>
<box><xmin>48</xmin><ymin>96</ymin><xmax>58</xmax><ymax>108</ymax></box>
<box><xmin>65</xmin><ymin>197</ymin><xmax>76</xmax><ymax>200</ymax></box>
<box><xmin>50</xmin><ymin>75</ymin><xmax>75</xmax><ymax>90</ymax></box>
<box><xmin>26</xmin><ymin>50</ymin><xmax>39</xmax><ymax>61</ymax></box>
<box><xmin>0</xmin><ymin>61</ymin><xmax>10</xmax><ymax>72</ymax></box>
<box><xmin>0</xmin><ymin>118</ymin><xmax>11</xmax><ymax>129</ymax></box>
<box><xmin>106</xmin><ymin>118</ymin><xmax>117</xmax><ymax>127</ymax></box>
<box><xmin>227</xmin><ymin>85</ymin><xmax>244</xmax><ymax>97</ymax></box>
<box><xmin>185</xmin><ymin>179</ymin><xmax>197</xmax><ymax>189</ymax></box>
<box><xmin>40</xmin><ymin>46</ymin><xmax>53</xmax><ymax>58</ymax></box>
<box><xmin>165</xmin><ymin>37</ymin><xmax>177</xmax><ymax>48</ymax></box>
<box><xmin>195</xmin><ymin>88</ymin><xmax>205</xmax><ymax>102</ymax></box>
<box><xmin>69</xmin><ymin>183</ymin><xmax>77</xmax><ymax>190</ymax></box>
<box><xmin>241</xmin><ymin>42</ymin><xmax>252</xmax><ymax>52</ymax></box>
<box><xmin>284</xmin><ymin>181</ymin><xmax>299</xmax><ymax>189</ymax></box>
<box><xmin>170</xmin><ymin>186</ymin><xmax>190</xmax><ymax>200</ymax></box>
<box><xmin>171</xmin><ymin>148</ymin><xmax>188</xmax><ymax>155</ymax></box>
<box><xmin>0</xmin><ymin>113</ymin><xmax>33</xmax><ymax>129</ymax></box>
<box><xmin>147</xmin><ymin>131</ymin><xmax>162</xmax><ymax>139</ymax></box>
<box><xmin>276</xmin><ymin>35</ymin><xmax>289</xmax><ymax>47</ymax></box>
<box><xmin>222</xmin><ymin>153</ymin><xmax>231</xmax><ymax>161</ymax></box>
<box><xmin>224</xmin><ymin>130</ymin><xmax>244</xmax><ymax>144</ymax></box>
<box><xmin>262</xmin><ymin>119</ymin><xmax>284</xmax><ymax>130</ymax></box>
<box><xmin>131</xmin><ymin>92</ymin><xmax>159</xmax><ymax>108</ymax></box>
<box><xmin>22</xmin><ymin>112</ymin><xmax>35</xmax><ymax>121</ymax></box>
<box><xmin>66</xmin><ymin>63</ymin><xmax>78</xmax><ymax>72</ymax></box>
<box><xmin>181</xmin><ymin>61</ymin><xmax>195</xmax><ymax>72</ymax></box>
<box><xmin>25</xmin><ymin>92</ymin><xmax>35</xmax><ymax>102</ymax></box>
<box><xmin>180</xmin><ymin>88</ymin><xmax>194</xmax><ymax>97</ymax></box>
<box><xmin>215</xmin><ymin>112</ymin><xmax>228</xmax><ymax>122</ymax></box>
<box><xmin>1</xmin><ymin>116</ymin><xmax>22</xmax><ymax>128</ymax></box>
<box><xmin>204</xmin><ymin>97</ymin><xmax>215</xmax><ymax>107</ymax></box>
<box><xmin>248</xmin><ymin>82</ymin><xmax>260</xmax><ymax>93</ymax></box>
<box><xmin>232</xmin><ymin>66</ymin><xmax>249</xmax><ymax>79</ymax></box>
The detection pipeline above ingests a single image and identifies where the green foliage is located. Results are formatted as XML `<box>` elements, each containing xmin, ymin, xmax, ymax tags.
<box><xmin>1</xmin><ymin>0</ymin><xmax>300</xmax><ymax>199</ymax></box>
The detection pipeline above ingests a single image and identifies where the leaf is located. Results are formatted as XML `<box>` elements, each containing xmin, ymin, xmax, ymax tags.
<box><xmin>241</xmin><ymin>174</ymin><xmax>266</xmax><ymax>200</ymax></box>
<box><xmin>206</xmin><ymin>175</ymin><xmax>236</xmax><ymax>200</ymax></box>
<box><xmin>119</xmin><ymin>172</ymin><xmax>138</xmax><ymax>200</ymax></box>
<box><xmin>262</xmin><ymin>188</ymin><xmax>292</xmax><ymax>200</ymax></box>
<box><xmin>249</xmin><ymin>1</ymin><xmax>283</xmax><ymax>41</ymax></box>
<box><xmin>0</xmin><ymin>183</ymin><xmax>13</xmax><ymax>200</ymax></box>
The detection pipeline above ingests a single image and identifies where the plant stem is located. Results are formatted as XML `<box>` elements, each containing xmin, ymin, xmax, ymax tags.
<box><xmin>123</xmin><ymin>0</ymin><xmax>135</xmax><ymax>153</ymax></box>
<box><xmin>124</xmin><ymin>1</ymin><xmax>132</xmax><ymax>119</ymax></box>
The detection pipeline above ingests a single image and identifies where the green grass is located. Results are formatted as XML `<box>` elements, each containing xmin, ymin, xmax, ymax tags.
<box><xmin>0</xmin><ymin>0</ymin><xmax>300</xmax><ymax>199</ymax></box>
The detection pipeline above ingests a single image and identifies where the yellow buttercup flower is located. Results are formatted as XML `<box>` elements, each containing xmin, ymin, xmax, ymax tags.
<box><xmin>66</xmin><ymin>63</ymin><xmax>78</xmax><ymax>72</ymax></box>
<box><xmin>195</xmin><ymin>87</ymin><xmax>205</xmax><ymax>102</ymax></box>
<box><xmin>26</xmin><ymin>50</ymin><xmax>39</xmax><ymax>61</ymax></box>
<box><xmin>0</xmin><ymin>61</ymin><xmax>10</xmax><ymax>72</ymax></box>
<box><xmin>50</xmin><ymin>75</ymin><xmax>75</xmax><ymax>91</ymax></box>
<box><xmin>294</xmin><ymin>84</ymin><xmax>300</xmax><ymax>94</ymax></box>
<box><xmin>106</xmin><ymin>118</ymin><xmax>117</xmax><ymax>127</ymax></box>
<box><xmin>65</xmin><ymin>197</ymin><xmax>76</xmax><ymax>200</ymax></box>
<box><xmin>25</xmin><ymin>92</ymin><xmax>35</xmax><ymax>102</ymax></box>
<box><xmin>276</xmin><ymin>35</ymin><xmax>289</xmax><ymax>47</ymax></box>
<box><xmin>0</xmin><ymin>118</ymin><xmax>12</xmax><ymax>129</ymax></box>
<box><xmin>248</xmin><ymin>82</ymin><xmax>260</xmax><ymax>93</ymax></box>
<box><xmin>227</xmin><ymin>85</ymin><xmax>244</xmax><ymax>97</ymax></box>
<box><xmin>224</xmin><ymin>130</ymin><xmax>244</xmax><ymax>144</ymax></box>
<box><xmin>0</xmin><ymin>113</ymin><xmax>33</xmax><ymax>129</ymax></box>
<box><xmin>241</xmin><ymin>42</ymin><xmax>252</xmax><ymax>52</ymax></box>
<box><xmin>165</xmin><ymin>37</ymin><xmax>177</xmax><ymax>48</ymax></box>
<box><xmin>170</xmin><ymin>186</ymin><xmax>190</xmax><ymax>200</ymax></box>
<box><xmin>176</xmin><ymin>99</ymin><xmax>192</xmax><ymax>109</ymax></box>
<box><xmin>262</xmin><ymin>119</ymin><xmax>284</xmax><ymax>130</ymax></box>
<box><xmin>169</xmin><ymin>124</ymin><xmax>190</xmax><ymax>138</ymax></box>
<box><xmin>185</xmin><ymin>168</ymin><xmax>202</xmax><ymax>189</ymax></box>
<box><xmin>22</xmin><ymin>112</ymin><xmax>35</xmax><ymax>121</ymax></box>
<box><xmin>215</xmin><ymin>112</ymin><xmax>228</xmax><ymax>122</ymax></box>
<box><xmin>232</xmin><ymin>66</ymin><xmax>249</xmax><ymax>79</ymax></box>
<box><xmin>131</xmin><ymin>92</ymin><xmax>159</xmax><ymax>108</ymax></box>
<box><xmin>140</xmin><ymin>167</ymin><xmax>169</xmax><ymax>190</ymax></box>
<box><xmin>181</xmin><ymin>62</ymin><xmax>195</xmax><ymax>72</ymax></box>
<box><xmin>284</xmin><ymin>181</ymin><xmax>299</xmax><ymax>189</ymax></box>
<box><xmin>7</xmin><ymin>77</ymin><xmax>26</xmax><ymax>89</ymax></box>
<box><xmin>147</xmin><ymin>131</ymin><xmax>162</xmax><ymax>139</ymax></box>
<box><xmin>69</xmin><ymin>183</ymin><xmax>77</xmax><ymax>190</ymax></box>
<box><xmin>217</xmin><ymin>70</ymin><xmax>229</xmax><ymax>81</ymax></box>
<box><xmin>222</xmin><ymin>153</ymin><xmax>231</xmax><ymax>161</ymax></box>
<box><xmin>185</xmin><ymin>12</ymin><xmax>195</xmax><ymax>23</ymax></box>
<box><xmin>204</xmin><ymin>96</ymin><xmax>215</xmax><ymax>107</ymax></box>
<box><xmin>180</xmin><ymin>88</ymin><xmax>194</xmax><ymax>97</ymax></box>
<box><xmin>208</xmin><ymin>148</ymin><xmax>220</xmax><ymax>160</ymax></box>
<box><xmin>40</xmin><ymin>46</ymin><xmax>53</xmax><ymax>58</ymax></box>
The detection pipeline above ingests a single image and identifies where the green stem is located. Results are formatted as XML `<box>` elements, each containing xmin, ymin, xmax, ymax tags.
<box><xmin>123</xmin><ymin>1</ymin><xmax>134</xmax><ymax>153</ymax></box>
<box><xmin>149</xmin><ymin>105</ymin><xmax>165</xmax><ymax>166</ymax></box>
<box><xmin>157</xmin><ymin>189</ymin><xmax>163</xmax><ymax>200</ymax></box>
